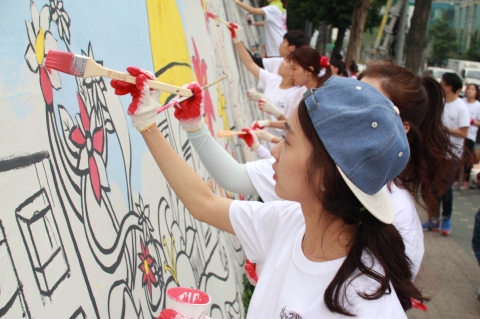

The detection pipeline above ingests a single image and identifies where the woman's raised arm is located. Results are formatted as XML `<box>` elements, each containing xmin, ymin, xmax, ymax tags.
<box><xmin>111</xmin><ymin>67</ymin><xmax>234</xmax><ymax>234</ymax></box>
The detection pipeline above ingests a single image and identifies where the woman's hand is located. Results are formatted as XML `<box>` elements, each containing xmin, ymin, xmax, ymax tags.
<box><xmin>247</xmin><ymin>87</ymin><xmax>264</xmax><ymax>102</ymax></box>
<box><xmin>173</xmin><ymin>82</ymin><xmax>204</xmax><ymax>132</ymax></box>
<box><xmin>238</xmin><ymin>127</ymin><xmax>260</xmax><ymax>151</ymax></box>
<box><xmin>252</xmin><ymin>119</ymin><xmax>270</xmax><ymax>129</ymax></box>
<box><xmin>258</xmin><ymin>98</ymin><xmax>284</xmax><ymax>119</ymax></box>
<box><xmin>110</xmin><ymin>66</ymin><xmax>160</xmax><ymax>132</ymax></box>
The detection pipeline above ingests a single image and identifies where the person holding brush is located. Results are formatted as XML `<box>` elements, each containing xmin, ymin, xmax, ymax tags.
<box><xmin>231</xmin><ymin>24</ymin><xmax>302</xmax><ymax>145</ymax></box>
<box><xmin>235</xmin><ymin>0</ymin><xmax>287</xmax><ymax>58</ymax></box>
<box><xmin>111</xmin><ymin>69</ymin><xmax>425</xmax><ymax>317</ymax></box>
<box><xmin>139</xmin><ymin>61</ymin><xmax>454</xmax><ymax>288</ymax></box>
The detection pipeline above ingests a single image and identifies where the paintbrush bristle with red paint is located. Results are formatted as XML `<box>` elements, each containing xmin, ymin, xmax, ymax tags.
<box><xmin>45</xmin><ymin>50</ymin><xmax>192</xmax><ymax>97</ymax></box>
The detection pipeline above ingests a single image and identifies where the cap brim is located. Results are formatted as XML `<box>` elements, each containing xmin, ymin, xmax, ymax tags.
<box><xmin>337</xmin><ymin>166</ymin><xmax>395</xmax><ymax>224</ymax></box>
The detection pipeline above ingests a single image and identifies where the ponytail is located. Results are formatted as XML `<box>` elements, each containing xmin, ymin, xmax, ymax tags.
<box><xmin>415</xmin><ymin>76</ymin><xmax>459</xmax><ymax>210</ymax></box>
<box><xmin>358</xmin><ymin>61</ymin><xmax>461</xmax><ymax>219</ymax></box>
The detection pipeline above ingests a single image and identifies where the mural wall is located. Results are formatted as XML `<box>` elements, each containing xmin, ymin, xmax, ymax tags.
<box><xmin>0</xmin><ymin>0</ymin><xmax>264</xmax><ymax>318</ymax></box>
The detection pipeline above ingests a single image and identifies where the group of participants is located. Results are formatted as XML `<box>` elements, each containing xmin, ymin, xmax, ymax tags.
<box><xmin>108</xmin><ymin>1</ymin><xmax>462</xmax><ymax>317</ymax></box>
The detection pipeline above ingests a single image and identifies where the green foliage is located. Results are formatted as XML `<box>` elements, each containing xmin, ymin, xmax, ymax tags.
<box><xmin>462</xmin><ymin>36</ymin><xmax>480</xmax><ymax>61</ymax></box>
<box><xmin>427</xmin><ymin>12</ymin><xmax>457</xmax><ymax>64</ymax></box>
<box><xmin>242</xmin><ymin>275</ymin><xmax>255</xmax><ymax>315</ymax></box>
<box><xmin>287</xmin><ymin>0</ymin><xmax>386</xmax><ymax>32</ymax></box>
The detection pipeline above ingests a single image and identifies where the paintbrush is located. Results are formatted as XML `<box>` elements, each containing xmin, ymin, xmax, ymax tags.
<box><xmin>45</xmin><ymin>50</ymin><xmax>192</xmax><ymax>97</ymax></box>
<box><xmin>206</xmin><ymin>11</ymin><xmax>243</xmax><ymax>29</ymax></box>
<box><xmin>217</xmin><ymin>130</ymin><xmax>265</xmax><ymax>138</ymax></box>
<box><xmin>156</xmin><ymin>74</ymin><xmax>228</xmax><ymax>114</ymax></box>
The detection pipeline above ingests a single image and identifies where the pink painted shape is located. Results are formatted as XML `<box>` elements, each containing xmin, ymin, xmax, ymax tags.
<box><xmin>206</xmin><ymin>11</ymin><xmax>217</xmax><ymax>19</ymax></box>
<box><xmin>70</xmin><ymin>127</ymin><xmax>86</xmax><ymax>146</ymax></box>
<box><xmin>92</xmin><ymin>128</ymin><xmax>104</xmax><ymax>154</ymax></box>
<box><xmin>40</xmin><ymin>66</ymin><xmax>53</xmax><ymax>105</ymax></box>
<box><xmin>77</xmin><ymin>93</ymin><xmax>90</xmax><ymax>131</ymax></box>
<box><xmin>191</xmin><ymin>39</ymin><xmax>215</xmax><ymax>136</ymax></box>
<box><xmin>89</xmin><ymin>156</ymin><xmax>101</xmax><ymax>203</ymax></box>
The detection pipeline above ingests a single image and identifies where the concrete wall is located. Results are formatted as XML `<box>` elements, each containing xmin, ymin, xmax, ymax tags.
<box><xmin>0</xmin><ymin>0</ymin><xmax>262</xmax><ymax>318</ymax></box>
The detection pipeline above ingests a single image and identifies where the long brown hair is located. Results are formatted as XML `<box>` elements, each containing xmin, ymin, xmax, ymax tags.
<box><xmin>358</xmin><ymin>60</ymin><xmax>459</xmax><ymax>219</ymax></box>
<box><xmin>297</xmin><ymin>101</ymin><xmax>427</xmax><ymax>316</ymax></box>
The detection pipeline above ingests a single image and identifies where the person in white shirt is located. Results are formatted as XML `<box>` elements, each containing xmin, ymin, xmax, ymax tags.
<box><xmin>423</xmin><ymin>72</ymin><xmax>470</xmax><ymax>236</ymax></box>
<box><xmin>231</xmin><ymin>33</ymin><xmax>303</xmax><ymax>147</ymax></box>
<box><xmin>235</xmin><ymin>0</ymin><xmax>287</xmax><ymax>57</ymax></box>
<box><xmin>112</xmin><ymin>72</ymin><xmax>427</xmax><ymax>318</ymax></box>
<box><xmin>184</xmin><ymin>61</ymin><xmax>458</xmax><ymax>284</ymax></box>
<box><xmin>261</xmin><ymin>30</ymin><xmax>308</xmax><ymax>75</ymax></box>
<box><xmin>462</xmin><ymin>83</ymin><xmax>480</xmax><ymax>188</ymax></box>
<box><xmin>247</xmin><ymin>30</ymin><xmax>308</xmax><ymax>76</ymax></box>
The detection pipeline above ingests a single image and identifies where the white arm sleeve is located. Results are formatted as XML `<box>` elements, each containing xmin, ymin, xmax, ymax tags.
<box><xmin>255</xmin><ymin>145</ymin><xmax>273</xmax><ymax>159</ymax></box>
<box><xmin>187</xmin><ymin>125</ymin><xmax>259</xmax><ymax>195</ymax></box>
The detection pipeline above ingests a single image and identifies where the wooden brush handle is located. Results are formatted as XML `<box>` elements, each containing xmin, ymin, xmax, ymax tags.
<box><xmin>84</xmin><ymin>57</ymin><xmax>193</xmax><ymax>97</ymax></box>
<box><xmin>217</xmin><ymin>130</ymin><xmax>264</xmax><ymax>138</ymax></box>
<box><xmin>215</xmin><ymin>17</ymin><xmax>243</xmax><ymax>29</ymax></box>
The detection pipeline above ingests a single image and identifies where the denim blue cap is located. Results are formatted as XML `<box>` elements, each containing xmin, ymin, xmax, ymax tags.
<box><xmin>303</xmin><ymin>76</ymin><xmax>410</xmax><ymax>224</ymax></box>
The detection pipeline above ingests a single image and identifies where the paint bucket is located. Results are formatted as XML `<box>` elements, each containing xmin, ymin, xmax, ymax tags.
<box><xmin>165</xmin><ymin>287</ymin><xmax>211</xmax><ymax>319</ymax></box>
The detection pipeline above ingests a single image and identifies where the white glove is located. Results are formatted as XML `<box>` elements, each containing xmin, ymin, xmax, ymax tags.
<box><xmin>173</xmin><ymin>83</ymin><xmax>204</xmax><ymax>132</ymax></box>
<box><xmin>251</xmin><ymin>119</ymin><xmax>270</xmax><ymax>129</ymax></box>
<box><xmin>229</xmin><ymin>22</ymin><xmax>242</xmax><ymax>44</ymax></box>
<box><xmin>258</xmin><ymin>98</ymin><xmax>284</xmax><ymax>119</ymax></box>
<box><xmin>110</xmin><ymin>66</ymin><xmax>160</xmax><ymax>132</ymax></box>
<box><xmin>132</xmin><ymin>85</ymin><xmax>160</xmax><ymax>132</ymax></box>
<box><xmin>238</xmin><ymin>127</ymin><xmax>260</xmax><ymax>151</ymax></box>
<box><xmin>256</xmin><ymin>130</ymin><xmax>276</xmax><ymax>143</ymax></box>
<box><xmin>247</xmin><ymin>88</ymin><xmax>264</xmax><ymax>102</ymax></box>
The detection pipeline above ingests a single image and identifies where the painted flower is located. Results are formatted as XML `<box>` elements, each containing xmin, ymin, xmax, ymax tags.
<box><xmin>49</xmin><ymin>0</ymin><xmax>70</xmax><ymax>44</ymax></box>
<box><xmin>69</xmin><ymin>92</ymin><xmax>109</xmax><ymax>203</ymax></box>
<box><xmin>81</xmin><ymin>44</ymin><xmax>108</xmax><ymax>115</ymax></box>
<box><xmin>138</xmin><ymin>240</ymin><xmax>157</xmax><ymax>297</ymax></box>
<box><xmin>136</xmin><ymin>195</ymin><xmax>154</xmax><ymax>244</ymax></box>
<box><xmin>25</xmin><ymin>2</ymin><xmax>60</xmax><ymax>105</ymax></box>
<box><xmin>192</xmin><ymin>39</ymin><xmax>215</xmax><ymax>135</ymax></box>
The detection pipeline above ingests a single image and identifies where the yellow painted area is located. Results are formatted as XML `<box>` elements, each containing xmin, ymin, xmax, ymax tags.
<box><xmin>217</xmin><ymin>83</ymin><xmax>232</xmax><ymax>142</ymax></box>
<box><xmin>35</xmin><ymin>28</ymin><xmax>45</xmax><ymax>64</ymax></box>
<box><xmin>146</xmin><ymin>0</ymin><xmax>193</xmax><ymax>104</ymax></box>
<box><xmin>144</xmin><ymin>259</ymin><xmax>149</xmax><ymax>275</ymax></box>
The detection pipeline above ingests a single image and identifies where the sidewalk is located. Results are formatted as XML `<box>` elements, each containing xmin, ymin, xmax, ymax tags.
<box><xmin>408</xmin><ymin>189</ymin><xmax>480</xmax><ymax>318</ymax></box>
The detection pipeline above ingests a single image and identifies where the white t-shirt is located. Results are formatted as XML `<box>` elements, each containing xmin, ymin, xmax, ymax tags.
<box><xmin>462</xmin><ymin>98</ymin><xmax>480</xmax><ymax>141</ymax></box>
<box><xmin>263</xmin><ymin>57</ymin><xmax>284</xmax><ymax>75</ymax></box>
<box><xmin>442</xmin><ymin>98</ymin><xmax>470</xmax><ymax>156</ymax></box>
<box><xmin>263</xmin><ymin>5</ymin><xmax>287</xmax><ymax>57</ymax></box>
<box><xmin>258</xmin><ymin>69</ymin><xmax>304</xmax><ymax>139</ymax></box>
<box><xmin>230</xmin><ymin>200</ymin><xmax>408</xmax><ymax>319</ymax></box>
<box><xmin>246</xmin><ymin>158</ymin><xmax>424</xmax><ymax>278</ymax></box>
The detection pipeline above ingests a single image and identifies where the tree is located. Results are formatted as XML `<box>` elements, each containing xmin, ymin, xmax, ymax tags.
<box><xmin>462</xmin><ymin>36</ymin><xmax>480</xmax><ymax>61</ymax></box>
<box><xmin>427</xmin><ymin>13</ymin><xmax>457</xmax><ymax>66</ymax></box>
<box><xmin>287</xmin><ymin>0</ymin><xmax>385</xmax><ymax>59</ymax></box>
<box><xmin>345</xmin><ymin>0</ymin><xmax>371</xmax><ymax>63</ymax></box>
<box><xmin>405</xmin><ymin>0</ymin><xmax>432</xmax><ymax>74</ymax></box>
